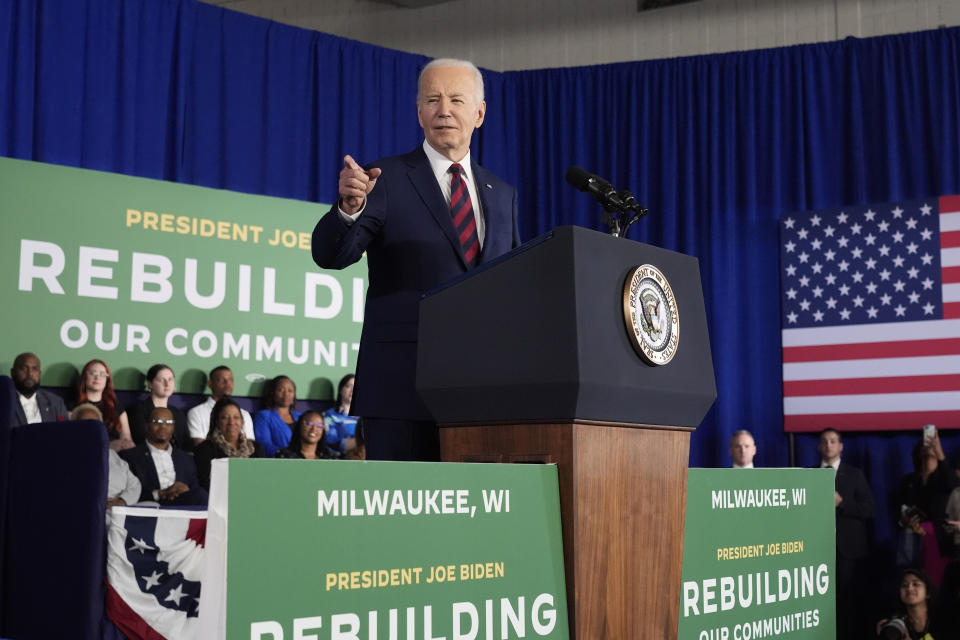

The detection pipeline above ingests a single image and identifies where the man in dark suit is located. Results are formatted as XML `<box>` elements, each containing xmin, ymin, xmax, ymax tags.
<box><xmin>120</xmin><ymin>407</ymin><xmax>207</xmax><ymax>506</ymax></box>
<box><xmin>817</xmin><ymin>428</ymin><xmax>874</xmax><ymax>638</ymax></box>
<box><xmin>312</xmin><ymin>58</ymin><xmax>520</xmax><ymax>462</ymax></box>
<box><xmin>10</xmin><ymin>352</ymin><xmax>68</xmax><ymax>426</ymax></box>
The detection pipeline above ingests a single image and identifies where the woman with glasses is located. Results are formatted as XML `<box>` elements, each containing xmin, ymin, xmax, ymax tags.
<box><xmin>76</xmin><ymin>359</ymin><xmax>133</xmax><ymax>450</ymax></box>
<box><xmin>275</xmin><ymin>411</ymin><xmax>339</xmax><ymax>460</ymax></box>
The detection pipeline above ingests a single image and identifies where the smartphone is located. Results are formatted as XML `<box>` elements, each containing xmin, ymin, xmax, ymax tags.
<box><xmin>922</xmin><ymin>423</ymin><xmax>936</xmax><ymax>444</ymax></box>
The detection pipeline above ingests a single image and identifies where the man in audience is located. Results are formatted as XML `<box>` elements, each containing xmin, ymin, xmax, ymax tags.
<box><xmin>817</xmin><ymin>428</ymin><xmax>875</xmax><ymax>638</ymax></box>
<box><xmin>121</xmin><ymin>407</ymin><xmax>207</xmax><ymax>506</ymax></box>
<box><xmin>186</xmin><ymin>365</ymin><xmax>254</xmax><ymax>446</ymax></box>
<box><xmin>10</xmin><ymin>352</ymin><xmax>68</xmax><ymax>426</ymax></box>
<box><xmin>729</xmin><ymin>430</ymin><xmax>757</xmax><ymax>468</ymax></box>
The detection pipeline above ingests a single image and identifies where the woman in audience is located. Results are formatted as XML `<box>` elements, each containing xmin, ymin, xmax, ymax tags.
<box><xmin>194</xmin><ymin>397</ymin><xmax>264</xmax><ymax>490</ymax></box>
<box><xmin>71</xmin><ymin>402</ymin><xmax>141</xmax><ymax>512</ymax></box>
<box><xmin>323</xmin><ymin>374</ymin><xmax>357</xmax><ymax>456</ymax></box>
<box><xmin>894</xmin><ymin>434</ymin><xmax>958</xmax><ymax>566</ymax></box>
<box><xmin>876</xmin><ymin>568</ymin><xmax>941</xmax><ymax>639</ymax></box>
<box><xmin>275</xmin><ymin>411</ymin><xmax>339</xmax><ymax>459</ymax></box>
<box><xmin>76</xmin><ymin>359</ymin><xmax>133</xmax><ymax>451</ymax></box>
<box><xmin>127</xmin><ymin>364</ymin><xmax>192</xmax><ymax>451</ymax></box>
<box><xmin>253</xmin><ymin>375</ymin><xmax>301</xmax><ymax>457</ymax></box>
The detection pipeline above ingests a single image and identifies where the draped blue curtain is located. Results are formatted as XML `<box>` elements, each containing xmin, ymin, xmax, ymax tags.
<box><xmin>3</xmin><ymin>0</ymin><xmax>960</xmax><ymax>589</ymax></box>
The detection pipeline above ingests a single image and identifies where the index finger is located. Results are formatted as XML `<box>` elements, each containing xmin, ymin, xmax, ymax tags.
<box><xmin>343</xmin><ymin>155</ymin><xmax>363</xmax><ymax>171</ymax></box>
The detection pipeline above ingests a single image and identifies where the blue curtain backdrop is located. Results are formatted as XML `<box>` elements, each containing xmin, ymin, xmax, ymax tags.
<box><xmin>3</xmin><ymin>0</ymin><xmax>960</xmax><ymax>581</ymax></box>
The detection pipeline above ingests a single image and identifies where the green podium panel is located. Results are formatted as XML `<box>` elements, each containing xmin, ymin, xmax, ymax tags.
<box><xmin>679</xmin><ymin>469</ymin><xmax>836</xmax><ymax>640</ymax></box>
<box><xmin>201</xmin><ymin>459</ymin><xmax>569</xmax><ymax>639</ymax></box>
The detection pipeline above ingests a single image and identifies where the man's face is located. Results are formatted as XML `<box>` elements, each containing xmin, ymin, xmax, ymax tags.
<box><xmin>417</xmin><ymin>66</ymin><xmax>486</xmax><ymax>162</ymax></box>
<box><xmin>818</xmin><ymin>431</ymin><xmax>843</xmax><ymax>463</ymax></box>
<box><xmin>209</xmin><ymin>369</ymin><xmax>234</xmax><ymax>399</ymax></box>
<box><xmin>729</xmin><ymin>434</ymin><xmax>756</xmax><ymax>466</ymax></box>
<box><xmin>11</xmin><ymin>354</ymin><xmax>41</xmax><ymax>396</ymax></box>
<box><xmin>146</xmin><ymin>408</ymin><xmax>175</xmax><ymax>447</ymax></box>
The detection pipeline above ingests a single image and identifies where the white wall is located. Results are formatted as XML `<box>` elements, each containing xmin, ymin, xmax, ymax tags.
<box><xmin>200</xmin><ymin>0</ymin><xmax>960</xmax><ymax>71</ymax></box>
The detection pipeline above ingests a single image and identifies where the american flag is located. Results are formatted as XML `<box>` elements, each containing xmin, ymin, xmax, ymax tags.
<box><xmin>779</xmin><ymin>196</ymin><xmax>960</xmax><ymax>431</ymax></box>
<box><xmin>105</xmin><ymin>507</ymin><xmax>206</xmax><ymax>640</ymax></box>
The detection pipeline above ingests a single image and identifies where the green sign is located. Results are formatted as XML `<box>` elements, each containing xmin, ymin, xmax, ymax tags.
<box><xmin>201</xmin><ymin>459</ymin><xmax>569</xmax><ymax>639</ymax></box>
<box><xmin>0</xmin><ymin>157</ymin><xmax>365</xmax><ymax>398</ymax></box>
<box><xmin>678</xmin><ymin>469</ymin><xmax>836</xmax><ymax>640</ymax></box>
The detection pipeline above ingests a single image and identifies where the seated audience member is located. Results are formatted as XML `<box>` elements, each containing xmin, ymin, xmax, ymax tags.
<box><xmin>276</xmin><ymin>411</ymin><xmax>339</xmax><ymax>460</ymax></box>
<box><xmin>127</xmin><ymin>364</ymin><xmax>192</xmax><ymax>452</ymax></box>
<box><xmin>253</xmin><ymin>375</ymin><xmax>301</xmax><ymax>457</ymax></box>
<box><xmin>77</xmin><ymin>359</ymin><xmax>133</xmax><ymax>451</ymax></box>
<box><xmin>729</xmin><ymin>429</ymin><xmax>756</xmax><ymax>468</ymax></box>
<box><xmin>72</xmin><ymin>402</ymin><xmax>141</xmax><ymax>512</ymax></box>
<box><xmin>120</xmin><ymin>407</ymin><xmax>207</xmax><ymax>506</ymax></box>
<box><xmin>876</xmin><ymin>568</ymin><xmax>942</xmax><ymax>639</ymax></box>
<box><xmin>894</xmin><ymin>433</ymin><xmax>958</xmax><ymax>567</ymax></box>
<box><xmin>194</xmin><ymin>397</ymin><xmax>265</xmax><ymax>490</ymax></box>
<box><xmin>324</xmin><ymin>374</ymin><xmax>357</xmax><ymax>456</ymax></box>
<box><xmin>10</xmin><ymin>352</ymin><xmax>68</xmax><ymax>426</ymax></box>
<box><xmin>187</xmin><ymin>365</ymin><xmax>255</xmax><ymax>446</ymax></box>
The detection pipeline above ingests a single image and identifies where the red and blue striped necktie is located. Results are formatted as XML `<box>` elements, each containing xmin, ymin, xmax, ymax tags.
<box><xmin>449</xmin><ymin>163</ymin><xmax>480</xmax><ymax>267</ymax></box>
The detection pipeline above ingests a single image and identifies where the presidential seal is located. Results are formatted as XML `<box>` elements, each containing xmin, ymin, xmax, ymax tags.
<box><xmin>622</xmin><ymin>264</ymin><xmax>679</xmax><ymax>365</ymax></box>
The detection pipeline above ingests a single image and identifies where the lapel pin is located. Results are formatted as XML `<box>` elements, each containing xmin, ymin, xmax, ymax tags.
<box><xmin>485</xmin><ymin>183</ymin><xmax>493</xmax><ymax>189</ymax></box>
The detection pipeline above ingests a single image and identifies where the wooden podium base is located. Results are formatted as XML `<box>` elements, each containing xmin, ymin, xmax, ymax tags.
<box><xmin>440</xmin><ymin>420</ymin><xmax>691</xmax><ymax>640</ymax></box>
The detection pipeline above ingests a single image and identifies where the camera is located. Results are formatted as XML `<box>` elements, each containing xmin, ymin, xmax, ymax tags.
<box><xmin>878</xmin><ymin>616</ymin><xmax>908</xmax><ymax>640</ymax></box>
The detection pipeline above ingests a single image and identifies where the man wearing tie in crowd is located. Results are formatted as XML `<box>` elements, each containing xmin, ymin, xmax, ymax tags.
<box><xmin>312</xmin><ymin>58</ymin><xmax>520</xmax><ymax>462</ymax></box>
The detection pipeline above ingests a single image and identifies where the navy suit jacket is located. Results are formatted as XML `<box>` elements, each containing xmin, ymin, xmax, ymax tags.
<box><xmin>833</xmin><ymin>461</ymin><xmax>875</xmax><ymax>559</ymax></box>
<box><xmin>312</xmin><ymin>145</ymin><xmax>520</xmax><ymax>421</ymax></box>
<box><xmin>119</xmin><ymin>443</ymin><xmax>208</xmax><ymax>506</ymax></box>
<box><xmin>11</xmin><ymin>388</ymin><xmax>68</xmax><ymax>426</ymax></box>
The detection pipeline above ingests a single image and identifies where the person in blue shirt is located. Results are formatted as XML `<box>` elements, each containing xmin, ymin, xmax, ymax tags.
<box><xmin>253</xmin><ymin>375</ymin><xmax>302</xmax><ymax>457</ymax></box>
<box><xmin>324</xmin><ymin>374</ymin><xmax>358</xmax><ymax>456</ymax></box>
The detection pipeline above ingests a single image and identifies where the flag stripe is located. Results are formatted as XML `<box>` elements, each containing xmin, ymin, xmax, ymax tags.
<box><xmin>943</xmin><ymin>247</ymin><xmax>960</xmax><ymax>266</ymax></box>
<box><xmin>782</xmin><ymin>337</ymin><xmax>960</xmax><ymax>362</ymax></box>
<box><xmin>943</xmin><ymin>230</ymin><xmax>960</xmax><ymax>247</ymax></box>
<box><xmin>944</xmin><ymin>266</ymin><xmax>960</xmax><ymax>283</ymax></box>
<box><xmin>945</xmin><ymin>301</ymin><xmax>960</xmax><ymax>318</ymax></box>
<box><xmin>942</xmin><ymin>210</ymin><xmax>960</xmax><ymax>232</ymax></box>
<box><xmin>784</xmin><ymin>409</ymin><xmax>960</xmax><ymax>431</ymax></box>
<box><xmin>784</xmin><ymin>390</ymin><xmax>960</xmax><ymax>414</ymax></box>
<box><xmin>783</xmin><ymin>318</ymin><xmax>960</xmax><ymax>347</ymax></box>
<box><xmin>939</xmin><ymin>195</ymin><xmax>960</xmax><ymax>213</ymax></box>
<box><xmin>784</xmin><ymin>354</ymin><xmax>960</xmax><ymax>380</ymax></box>
<box><xmin>784</xmin><ymin>373</ymin><xmax>960</xmax><ymax>396</ymax></box>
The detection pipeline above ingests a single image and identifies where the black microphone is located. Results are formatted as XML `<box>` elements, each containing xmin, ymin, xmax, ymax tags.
<box><xmin>565</xmin><ymin>166</ymin><xmax>626</xmax><ymax>212</ymax></box>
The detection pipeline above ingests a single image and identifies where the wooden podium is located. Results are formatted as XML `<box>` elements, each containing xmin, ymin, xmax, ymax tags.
<box><xmin>417</xmin><ymin>226</ymin><xmax>717</xmax><ymax>639</ymax></box>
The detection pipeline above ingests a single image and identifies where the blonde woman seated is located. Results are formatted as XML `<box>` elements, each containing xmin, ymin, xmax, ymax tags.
<box><xmin>193</xmin><ymin>397</ymin><xmax>265</xmax><ymax>490</ymax></box>
<box><xmin>275</xmin><ymin>411</ymin><xmax>340</xmax><ymax>460</ymax></box>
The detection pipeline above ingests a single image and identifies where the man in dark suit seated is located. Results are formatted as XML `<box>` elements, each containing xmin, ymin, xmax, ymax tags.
<box><xmin>10</xmin><ymin>352</ymin><xmax>68</xmax><ymax>426</ymax></box>
<box><xmin>120</xmin><ymin>407</ymin><xmax>208</xmax><ymax>506</ymax></box>
<box><xmin>817</xmin><ymin>428</ymin><xmax>875</xmax><ymax>638</ymax></box>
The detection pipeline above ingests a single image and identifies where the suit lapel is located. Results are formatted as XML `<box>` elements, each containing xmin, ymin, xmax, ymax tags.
<box><xmin>142</xmin><ymin>446</ymin><xmax>161</xmax><ymax>491</ymax></box>
<box><xmin>14</xmin><ymin>401</ymin><xmax>26</xmax><ymax>425</ymax></box>
<box><xmin>472</xmin><ymin>163</ymin><xmax>500</xmax><ymax>264</ymax></box>
<box><xmin>405</xmin><ymin>148</ymin><xmax>469</xmax><ymax>270</ymax></box>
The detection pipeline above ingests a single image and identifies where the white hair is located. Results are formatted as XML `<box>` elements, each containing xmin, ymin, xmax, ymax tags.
<box><xmin>417</xmin><ymin>58</ymin><xmax>484</xmax><ymax>104</ymax></box>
